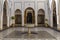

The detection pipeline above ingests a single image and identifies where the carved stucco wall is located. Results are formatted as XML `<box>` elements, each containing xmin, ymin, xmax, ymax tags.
<box><xmin>8</xmin><ymin>0</ymin><xmax>49</xmax><ymax>26</ymax></box>
<box><xmin>0</xmin><ymin>0</ymin><xmax>56</xmax><ymax>30</ymax></box>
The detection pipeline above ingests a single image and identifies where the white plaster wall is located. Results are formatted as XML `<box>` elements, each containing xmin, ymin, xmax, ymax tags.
<box><xmin>48</xmin><ymin>0</ymin><xmax>60</xmax><ymax>31</ymax></box>
<box><xmin>0</xmin><ymin>0</ymin><xmax>2</xmax><ymax>30</ymax></box>
<box><xmin>37</xmin><ymin>1</ymin><xmax>49</xmax><ymax>25</ymax></box>
<box><xmin>58</xmin><ymin>0</ymin><xmax>60</xmax><ymax>30</ymax></box>
<box><xmin>1</xmin><ymin>0</ymin><xmax>5</xmax><ymax>30</ymax></box>
<box><xmin>8</xmin><ymin>0</ymin><xmax>48</xmax><ymax>26</ymax></box>
<box><xmin>0</xmin><ymin>0</ymin><xmax>59</xmax><ymax>30</ymax></box>
<box><xmin>24</xmin><ymin>2</ymin><xmax>35</xmax><ymax>10</ymax></box>
<box><xmin>14</xmin><ymin>2</ymin><xmax>22</xmax><ymax>11</ymax></box>
<box><xmin>48</xmin><ymin>0</ymin><xmax>53</xmax><ymax>27</ymax></box>
<box><xmin>55</xmin><ymin>0</ymin><xmax>59</xmax><ymax>30</ymax></box>
<box><xmin>50</xmin><ymin>0</ymin><xmax>59</xmax><ymax>29</ymax></box>
<box><xmin>59</xmin><ymin>0</ymin><xmax>60</xmax><ymax>24</ymax></box>
<box><xmin>0</xmin><ymin>0</ymin><xmax>9</xmax><ymax>30</ymax></box>
<box><xmin>37</xmin><ymin>1</ymin><xmax>45</xmax><ymax>10</ymax></box>
<box><xmin>0</xmin><ymin>0</ymin><xmax>49</xmax><ymax>29</ymax></box>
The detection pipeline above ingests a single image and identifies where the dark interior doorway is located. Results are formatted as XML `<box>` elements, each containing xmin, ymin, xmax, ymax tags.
<box><xmin>27</xmin><ymin>12</ymin><xmax>32</xmax><ymax>23</ymax></box>
<box><xmin>15</xmin><ymin>9</ymin><xmax>22</xmax><ymax>27</ymax></box>
<box><xmin>3</xmin><ymin>1</ymin><xmax>7</xmax><ymax>29</ymax></box>
<box><xmin>15</xmin><ymin>15</ymin><xmax>22</xmax><ymax>24</ymax></box>
<box><xmin>38</xmin><ymin>9</ymin><xmax>45</xmax><ymax>27</ymax></box>
<box><xmin>24</xmin><ymin>7</ymin><xmax>35</xmax><ymax>24</ymax></box>
<box><xmin>53</xmin><ymin>1</ymin><xmax>57</xmax><ymax>29</ymax></box>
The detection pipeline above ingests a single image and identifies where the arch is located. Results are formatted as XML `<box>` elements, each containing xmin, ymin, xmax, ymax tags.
<box><xmin>15</xmin><ymin>9</ymin><xmax>22</xmax><ymax>14</ymax></box>
<box><xmin>38</xmin><ymin>9</ymin><xmax>45</xmax><ymax>15</ymax></box>
<box><xmin>15</xmin><ymin>9</ymin><xmax>22</xmax><ymax>26</ymax></box>
<box><xmin>3</xmin><ymin>0</ymin><xmax>7</xmax><ymax>29</ymax></box>
<box><xmin>38</xmin><ymin>9</ymin><xmax>45</xmax><ymax>12</ymax></box>
<box><xmin>24</xmin><ymin>7</ymin><xmax>35</xmax><ymax>24</ymax></box>
<box><xmin>37</xmin><ymin>9</ymin><xmax>45</xmax><ymax>26</ymax></box>
<box><xmin>52</xmin><ymin>1</ymin><xmax>57</xmax><ymax>29</ymax></box>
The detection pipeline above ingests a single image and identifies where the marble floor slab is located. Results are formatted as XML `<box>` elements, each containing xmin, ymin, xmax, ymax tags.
<box><xmin>4</xmin><ymin>31</ymin><xmax>56</xmax><ymax>39</ymax></box>
<box><xmin>0</xmin><ymin>27</ymin><xmax>60</xmax><ymax>40</ymax></box>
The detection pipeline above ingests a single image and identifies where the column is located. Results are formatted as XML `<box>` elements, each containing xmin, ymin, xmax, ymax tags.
<box><xmin>35</xmin><ymin>1</ymin><xmax>37</xmax><ymax>26</ymax></box>
<box><xmin>22</xmin><ymin>2</ymin><xmax>24</xmax><ymax>26</ymax></box>
<box><xmin>22</xmin><ymin>10</ymin><xmax>24</xmax><ymax>26</ymax></box>
<box><xmin>56</xmin><ymin>0</ymin><xmax>60</xmax><ymax>30</ymax></box>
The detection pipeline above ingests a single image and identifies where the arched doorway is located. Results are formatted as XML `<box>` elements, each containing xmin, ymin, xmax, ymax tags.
<box><xmin>52</xmin><ymin>1</ymin><xmax>57</xmax><ymax>29</ymax></box>
<box><xmin>15</xmin><ymin>9</ymin><xmax>22</xmax><ymax>27</ymax></box>
<box><xmin>24</xmin><ymin>7</ymin><xmax>35</xmax><ymax>24</ymax></box>
<box><xmin>37</xmin><ymin>9</ymin><xmax>45</xmax><ymax>27</ymax></box>
<box><xmin>3</xmin><ymin>0</ymin><xmax>7</xmax><ymax>29</ymax></box>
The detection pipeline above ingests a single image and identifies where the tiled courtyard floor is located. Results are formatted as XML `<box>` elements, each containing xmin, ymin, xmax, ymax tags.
<box><xmin>0</xmin><ymin>27</ymin><xmax>60</xmax><ymax>40</ymax></box>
